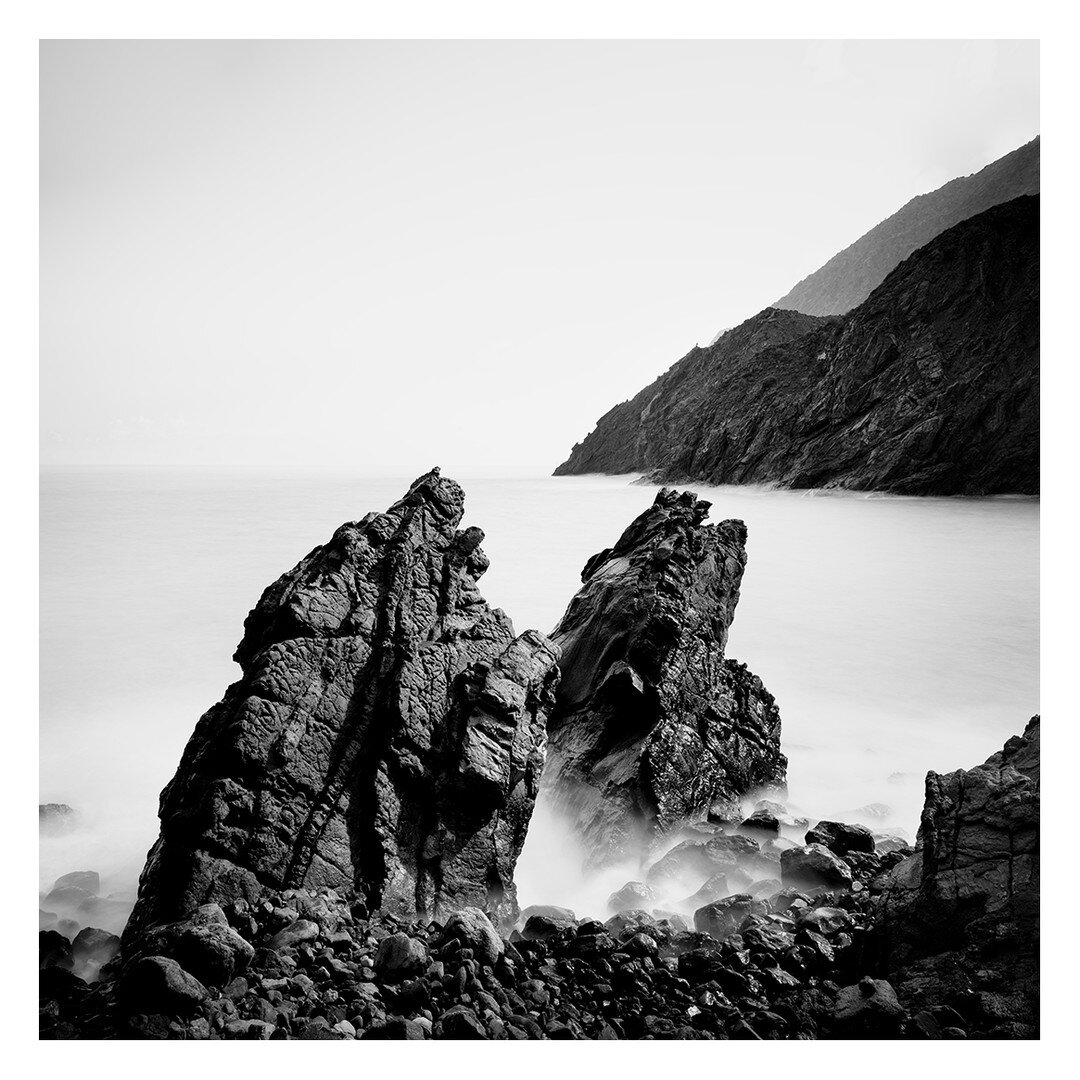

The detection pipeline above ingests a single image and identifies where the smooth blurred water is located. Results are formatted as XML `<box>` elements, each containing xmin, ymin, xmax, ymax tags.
<box><xmin>40</xmin><ymin>468</ymin><xmax>1038</xmax><ymax>916</ymax></box>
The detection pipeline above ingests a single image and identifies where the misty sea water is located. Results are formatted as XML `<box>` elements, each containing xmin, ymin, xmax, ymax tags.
<box><xmin>39</xmin><ymin>467</ymin><xmax>1039</xmax><ymax>918</ymax></box>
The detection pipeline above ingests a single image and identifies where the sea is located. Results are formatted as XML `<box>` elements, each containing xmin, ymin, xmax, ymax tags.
<box><xmin>40</xmin><ymin>468</ymin><xmax>1039</xmax><ymax>921</ymax></box>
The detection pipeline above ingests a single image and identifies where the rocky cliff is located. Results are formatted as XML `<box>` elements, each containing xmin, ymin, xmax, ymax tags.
<box><xmin>773</xmin><ymin>137</ymin><xmax>1039</xmax><ymax>316</ymax></box>
<box><xmin>555</xmin><ymin>195</ymin><xmax>1039</xmax><ymax>495</ymax></box>
<box><xmin>124</xmin><ymin>470</ymin><xmax>559</xmax><ymax>940</ymax></box>
<box><xmin>873</xmin><ymin>717</ymin><xmax>1039</xmax><ymax>1037</ymax></box>
<box><xmin>544</xmin><ymin>487</ymin><xmax>786</xmax><ymax>866</ymax></box>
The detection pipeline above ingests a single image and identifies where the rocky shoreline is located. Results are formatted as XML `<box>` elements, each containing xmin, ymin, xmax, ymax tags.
<box><xmin>39</xmin><ymin>476</ymin><xmax>1039</xmax><ymax>1040</ymax></box>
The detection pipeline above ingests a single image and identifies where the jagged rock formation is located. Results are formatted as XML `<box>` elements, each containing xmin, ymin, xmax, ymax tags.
<box><xmin>555</xmin><ymin>195</ymin><xmax>1039</xmax><ymax>495</ymax></box>
<box><xmin>543</xmin><ymin>488</ymin><xmax>786</xmax><ymax>866</ymax></box>
<box><xmin>125</xmin><ymin>470</ymin><xmax>559</xmax><ymax>942</ymax></box>
<box><xmin>873</xmin><ymin>717</ymin><xmax>1039</xmax><ymax>1037</ymax></box>
<box><xmin>773</xmin><ymin>137</ymin><xmax>1039</xmax><ymax>316</ymax></box>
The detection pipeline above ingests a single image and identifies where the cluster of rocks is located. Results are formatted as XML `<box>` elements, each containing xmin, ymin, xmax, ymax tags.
<box><xmin>40</xmin><ymin>716</ymin><xmax>1038</xmax><ymax>1040</ymax></box>
<box><xmin>123</xmin><ymin>474</ymin><xmax>785</xmax><ymax>946</ymax></box>
<box><xmin>38</xmin><ymin>474</ymin><xmax>1039</xmax><ymax>1039</ymax></box>
<box><xmin>38</xmin><ymin>801</ymin><xmax>987</xmax><ymax>1041</ymax></box>
<box><xmin>40</xmin><ymin>870</ymin><xmax>134</xmax><ymax>943</ymax></box>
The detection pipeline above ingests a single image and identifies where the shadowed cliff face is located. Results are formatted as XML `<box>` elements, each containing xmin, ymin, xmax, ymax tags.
<box><xmin>872</xmin><ymin>717</ymin><xmax>1039</xmax><ymax>1037</ymax></box>
<box><xmin>125</xmin><ymin>470</ymin><xmax>559</xmax><ymax>938</ymax></box>
<box><xmin>556</xmin><ymin>195</ymin><xmax>1039</xmax><ymax>496</ymax></box>
<box><xmin>544</xmin><ymin>488</ymin><xmax>787</xmax><ymax>867</ymax></box>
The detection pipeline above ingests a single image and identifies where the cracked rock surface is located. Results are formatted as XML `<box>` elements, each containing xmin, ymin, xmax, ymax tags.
<box><xmin>543</xmin><ymin>487</ymin><xmax>786</xmax><ymax>866</ymax></box>
<box><xmin>874</xmin><ymin>716</ymin><xmax>1039</xmax><ymax>1037</ymax></box>
<box><xmin>124</xmin><ymin>470</ymin><xmax>559</xmax><ymax>944</ymax></box>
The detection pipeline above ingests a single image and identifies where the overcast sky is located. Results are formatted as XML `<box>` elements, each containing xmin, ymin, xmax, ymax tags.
<box><xmin>40</xmin><ymin>39</ymin><xmax>1039</xmax><ymax>473</ymax></box>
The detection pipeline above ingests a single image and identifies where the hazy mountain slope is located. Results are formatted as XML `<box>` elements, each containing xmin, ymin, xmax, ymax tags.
<box><xmin>773</xmin><ymin>137</ymin><xmax>1039</xmax><ymax>316</ymax></box>
<box><xmin>554</xmin><ymin>196</ymin><xmax>1039</xmax><ymax>496</ymax></box>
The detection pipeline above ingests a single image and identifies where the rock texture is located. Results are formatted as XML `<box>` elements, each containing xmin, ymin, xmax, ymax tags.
<box><xmin>125</xmin><ymin>470</ymin><xmax>559</xmax><ymax>943</ymax></box>
<box><xmin>773</xmin><ymin>137</ymin><xmax>1039</xmax><ymax>317</ymax></box>
<box><xmin>555</xmin><ymin>195</ymin><xmax>1039</xmax><ymax>495</ymax></box>
<box><xmin>874</xmin><ymin>717</ymin><xmax>1039</xmax><ymax>1037</ymax></box>
<box><xmin>543</xmin><ymin>488</ymin><xmax>786</xmax><ymax>866</ymax></box>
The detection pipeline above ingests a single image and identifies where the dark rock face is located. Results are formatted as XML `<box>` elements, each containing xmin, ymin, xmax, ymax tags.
<box><xmin>874</xmin><ymin>717</ymin><xmax>1039</xmax><ymax>1037</ymax></box>
<box><xmin>543</xmin><ymin>488</ymin><xmax>786</xmax><ymax>866</ymax></box>
<box><xmin>780</xmin><ymin>845</ymin><xmax>854</xmax><ymax>892</ymax></box>
<box><xmin>805</xmin><ymin>820</ymin><xmax>876</xmax><ymax>855</ymax></box>
<box><xmin>555</xmin><ymin>196</ymin><xmax>1039</xmax><ymax>496</ymax></box>
<box><xmin>773</xmin><ymin>137</ymin><xmax>1039</xmax><ymax>316</ymax></box>
<box><xmin>125</xmin><ymin>470</ymin><xmax>559</xmax><ymax>944</ymax></box>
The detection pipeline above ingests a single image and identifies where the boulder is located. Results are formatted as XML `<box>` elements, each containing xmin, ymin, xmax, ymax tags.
<box><xmin>72</xmin><ymin>927</ymin><xmax>121</xmax><ymax>967</ymax></box>
<box><xmin>374</xmin><ymin>933</ymin><xmax>428</xmax><ymax>981</ymax></box>
<box><xmin>780</xmin><ymin>844</ymin><xmax>853</xmax><ymax>891</ymax></box>
<box><xmin>267</xmin><ymin>918</ymin><xmax>320</xmax><ymax>952</ymax></box>
<box><xmin>832</xmin><ymin>977</ymin><xmax>905</xmax><ymax>1037</ymax></box>
<box><xmin>123</xmin><ymin>471</ymin><xmax>560</xmax><ymax>945</ymax></box>
<box><xmin>51</xmin><ymin>870</ymin><xmax>101</xmax><ymax>895</ymax></box>
<box><xmin>118</xmin><ymin>956</ymin><xmax>208</xmax><ymax>1014</ymax></box>
<box><xmin>542</xmin><ymin>488</ymin><xmax>786</xmax><ymax>866</ymax></box>
<box><xmin>39</xmin><ymin>803</ymin><xmax>78</xmax><ymax>836</ymax></box>
<box><xmin>738</xmin><ymin>810</ymin><xmax>780</xmax><ymax>836</ymax></box>
<box><xmin>607</xmin><ymin>882</ymin><xmax>656</xmax><ymax>914</ymax></box>
<box><xmin>40</xmin><ymin>930</ymin><xmax>74</xmax><ymax>971</ymax></box>
<box><xmin>804</xmin><ymin>820</ymin><xmax>875</xmax><ymax>855</ymax></box>
<box><xmin>645</xmin><ymin>840</ymin><xmax>738</xmax><ymax>890</ymax></box>
<box><xmin>798</xmin><ymin>906</ymin><xmax>852</xmax><ymax>936</ymax></box>
<box><xmin>135</xmin><ymin>903</ymin><xmax>254</xmax><ymax>987</ymax></box>
<box><xmin>693</xmin><ymin>895</ymin><xmax>767</xmax><ymax>941</ymax></box>
<box><xmin>520</xmin><ymin>904</ymin><xmax>576</xmax><ymax>925</ymax></box>
<box><xmin>521</xmin><ymin>913</ymin><xmax>577</xmax><ymax>941</ymax></box>
<box><xmin>440</xmin><ymin>907</ymin><xmax>504</xmax><ymax>966</ymax></box>
<box><xmin>436</xmin><ymin>1005</ymin><xmax>488</xmax><ymax>1039</ymax></box>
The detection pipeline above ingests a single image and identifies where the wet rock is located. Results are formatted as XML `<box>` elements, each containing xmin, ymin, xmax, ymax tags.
<box><xmin>543</xmin><ymin>488</ymin><xmax>786</xmax><ymax>866</ymax></box>
<box><xmin>51</xmin><ymin>870</ymin><xmax>101</xmax><ymax>895</ymax></box>
<box><xmin>739</xmin><ymin>810</ymin><xmax>780</xmax><ymax>836</ymax></box>
<box><xmin>72</xmin><ymin>927</ymin><xmax>121</xmax><ymax>968</ymax></box>
<box><xmin>436</xmin><ymin>1005</ymin><xmax>488</xmax><ymax>1039</ymax></box>
<box><xmin>608</xmin><ymin>882</ymin><xmax>656</xmax><ymax>913</ymax></box>
<box><xmin>798</xmin><ymin>907</ymin><xmax>853</xmax><ymax>937</ymax></box>
<box><xmin>780</xmin><ymin>844</ymin><xmax>853</xmax><ymax>891</ymax></box>
<box><xmin>681</xmin><ymin>873</ymin><xmax>732</xmax><ymax>908</ymax></box>
<box><xmin>135</xmin><ymin>903</ymin><xmax>255</xmax><ymax>986</ymax></box>
<box><xmin>746</xmin><ymin>878</ymin><xmax>783</xmax><ymax>899</ymax></box>
<box><xmin>40</xmin><ymin>930</ymin><xmax>74</xmax><ymax>971</ymax></box>
<box><xmin>520</xmin><ymin>904</ymin><xmax>576</xmax><ymax>925</ymax></box>
<box><xmin>440</xmin><ymin>907</ymin><xmax>504</xmax><ymax>965</ymax></box>
<box><xmin>123</xmin><ymin>471</ymin><xmax>559</xmax><ymax>940</ymax></box>
<box><xmin>804</xmin><ymin>820</ymin><xmax>875</xmax><ymax>855</ymax></box>
<box><xmin>832</xmin><ymin>977</ymin><xmax>905</xmax><ymax>1037</ymax></box>
<box><xmin>522</xmin><ymin>915</ymin><xmax>574</xmax><ymax>941</ymax></box>
<box><xmin>646</xmin><ymin>840</ymin><xmax>738</xmax><ymax>890</ymax></box>
<box><xmin>267</xmin><ymin>919</ymin><xmax>320</xmax><ymax>952</ymax></box>
<box><xmin>374</xmin><ymin>933</ymin><xmax>427</xmax><ymax>981</ymax></box>
<box><xmin>693</xmin><ymin>895</ymin><xmax>767</xmax><ymax>941</ymax></box>
<box><xmin>119</xmin><ymin>956</ymin><xmax>209</xmax><ymax>1014</ymax></box>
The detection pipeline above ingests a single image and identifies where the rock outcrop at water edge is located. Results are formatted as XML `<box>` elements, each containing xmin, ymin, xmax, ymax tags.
<box><xmin>124</xmin><ymin>469</ymin><xmax>560</xmax><ymax>947</ymax></box>
<box><xmin>873</xmin><ymin>716</ymin><xmax>1040</xmax><ymax>1037</ymax></box>
<box><xmin>543</xmin><ymin>487</ymin><xmax>787</xmax><ymax>866</ymax></box>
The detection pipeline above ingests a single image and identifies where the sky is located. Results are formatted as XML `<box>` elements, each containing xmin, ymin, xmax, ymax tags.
<box><xmin>40</xmin><ymin>39</ymin><xmax>1039</xmax><ymax>474</ymax></box>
